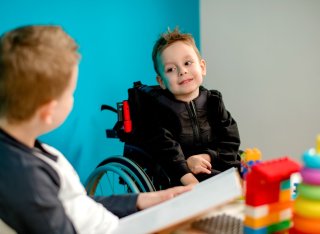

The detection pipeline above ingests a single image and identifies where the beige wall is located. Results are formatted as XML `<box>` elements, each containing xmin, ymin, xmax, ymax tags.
<box><xmin>201</xmin><ymin>0</ymin><xmax>320</xmax><ymax>161</ymax></box>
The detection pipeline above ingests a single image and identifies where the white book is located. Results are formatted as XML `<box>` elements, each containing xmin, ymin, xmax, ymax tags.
<box><xmin>113</xmin><ymin>167</ymin><xmax>243</xmax><ymax>234</ymax></box>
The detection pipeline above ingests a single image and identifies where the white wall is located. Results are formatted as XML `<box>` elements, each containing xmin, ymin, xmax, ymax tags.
<box><xmin>201</xmin><ymin>0</ymin><xmax>320</xmax><ymax>161</ymax></box>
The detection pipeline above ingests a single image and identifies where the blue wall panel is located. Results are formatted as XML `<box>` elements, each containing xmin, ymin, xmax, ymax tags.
<box><xmin>1</xmin><ymin>0</ymin><xmax>200</xmax><ymax>183</ymax></box>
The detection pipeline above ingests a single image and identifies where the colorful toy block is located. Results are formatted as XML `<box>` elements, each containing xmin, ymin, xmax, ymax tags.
<box><xmin>241</xmin><ymin>148</ymin><xmax>262</xmax><ymax>178</ymax></box>
<box><xmin>245</xmin><ymin>157</ymin><xmax>301</xmax><ymax>234</ymax></box>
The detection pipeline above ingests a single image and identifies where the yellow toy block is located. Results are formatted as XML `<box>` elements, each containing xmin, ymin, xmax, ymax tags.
<box><xmin>244</xmin><ymin>148</ymin><xmax>262</xmax><ymax>162</ymax></box>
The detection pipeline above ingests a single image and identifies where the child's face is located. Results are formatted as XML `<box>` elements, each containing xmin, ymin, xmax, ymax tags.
<box><xmin>156</xmin><ymin>41</ymin><xmax>206</xmax><ymax>102</ymax></box>
<box><xmin>48</xmin><ymin>65</ymin><xmax>78</xmax><ymax>131</ymax></box>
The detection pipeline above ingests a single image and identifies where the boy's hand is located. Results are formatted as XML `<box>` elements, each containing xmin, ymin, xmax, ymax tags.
<box><xmin>187</xmin><ymin>154</ymin><xmax>212</xmax><ymax>174</ymax></box>
<box><xmin>180</xmin><ymin>173</ymin><xmax>199</xmax><ymax>186</ymax></box>
<box><xmin>136</xmin><ymin>185</ymin><xmax>193</xmax><ymax>210</ymax></box>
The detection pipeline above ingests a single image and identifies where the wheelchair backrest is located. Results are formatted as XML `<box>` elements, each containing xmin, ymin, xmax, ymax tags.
<box><xmin>105</xmin><ymin>81</ymin><xmax>214</xmax><ymax>145</ymax></box>
<box><xmin>105</xmin><ymin>81</ymin><xmax>162</xmax><ymax>143</ymax></box>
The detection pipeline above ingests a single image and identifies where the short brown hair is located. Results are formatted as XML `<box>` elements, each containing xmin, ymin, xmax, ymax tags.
<box><xmin>0</xmin><ymin>25</ymin><xmax>79</xmax><ymax>123</ymax></box>
<box><xmin>152</xmin><ymin>27</ymin><xmax>201</xmax><ymax>76</ymax></box>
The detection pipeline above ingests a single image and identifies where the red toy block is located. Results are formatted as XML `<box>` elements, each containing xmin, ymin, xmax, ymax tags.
<box><xmin>245</xmin><ymin>157</ymin><xmax>301</xmax><ymax>206</ymax></box>
<box><xmin>250</xmin><ymin>157</ymin><xmax>301</xmax><ymax>183</ymax></box>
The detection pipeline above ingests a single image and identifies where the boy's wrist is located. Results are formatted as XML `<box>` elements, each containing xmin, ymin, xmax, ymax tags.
<box><xmin>180</xmin><ymin>173</ymin><xmax>199</xmax><ymax>186</ymax></box>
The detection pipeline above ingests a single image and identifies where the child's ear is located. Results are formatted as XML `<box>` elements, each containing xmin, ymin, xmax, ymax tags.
<box><xmin>156</xmin><ymin>76</ymin><xmax>166</xmax><ymax>90</ymax></box>
<box><xmin>38</xmin><ymin>100</ymin><xmax>57</xmax><ymax>125</ymax></box>
<box><xmin>200</xmin><ymin>59</ymin><xmax>206</xmax><ymax>76</ymax></box>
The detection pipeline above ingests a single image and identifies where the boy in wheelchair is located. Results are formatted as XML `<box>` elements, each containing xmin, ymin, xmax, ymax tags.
<box><xmin>133</xmin><ymin>27</ymin><xmax>241</xmax><ymax>186</ymax></box>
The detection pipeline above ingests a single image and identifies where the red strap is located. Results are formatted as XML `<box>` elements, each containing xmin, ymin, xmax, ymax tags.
<box><xmin>123</xmin><ymin>100</ymin><xmax>132</xmax><ymax>133</ymax></box>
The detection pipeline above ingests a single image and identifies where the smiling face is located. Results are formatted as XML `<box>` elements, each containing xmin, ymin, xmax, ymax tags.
<box><xmin>156</xmin><ymin>41</ymin><xmax>206</xmax><ymax>102</ymax></box>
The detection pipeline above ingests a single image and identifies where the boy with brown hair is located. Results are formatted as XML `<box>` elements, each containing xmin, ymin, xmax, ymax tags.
<box><xmin>0</xmin><ymin>25</ymin><xmax>190</xmax><ymax>234</ymax></box>
<box><xmin>141</xmin><ymin>27</ymin><xmax>241</xmax><ymax>186</ymax></box>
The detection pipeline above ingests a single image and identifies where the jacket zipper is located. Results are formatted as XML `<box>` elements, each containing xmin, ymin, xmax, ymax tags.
<box><xmin>186</xmin><ymin>101</ymin><xmax>201</xmax><ymax>145</ymax></box>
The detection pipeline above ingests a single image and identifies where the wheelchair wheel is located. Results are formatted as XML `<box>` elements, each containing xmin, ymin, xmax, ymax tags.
<box><xmin>85</xmin><ymin>156</ymin><xmax>155</xmax><ymax>196</ymax></box>
<box><xmin>123</xmin><ymin>144</ymin><xmax>172</xmax><ymax>190</ymax></box>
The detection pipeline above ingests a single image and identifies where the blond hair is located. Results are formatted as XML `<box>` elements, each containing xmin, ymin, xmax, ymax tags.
<box><xmin>0</xmin><ymin>25</ymin><xmax>79</xmax><ymax>123</ymax></box>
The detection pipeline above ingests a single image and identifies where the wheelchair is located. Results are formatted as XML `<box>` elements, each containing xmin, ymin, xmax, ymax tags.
<box><xmin>85</xmin><ymin>82</ymin><xmax>171</xmax><ymax>196</ymax></box>
<box><xmin>84</xmin><ymin>81</ymin><xmax>242</xmax><ymax>196</ymax></box>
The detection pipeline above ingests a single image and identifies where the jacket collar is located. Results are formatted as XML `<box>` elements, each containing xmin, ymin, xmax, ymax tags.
<box><xmin>0</xmin><ymin>128</ymin><xmax>58</xmax><ymax>161</ymax></box>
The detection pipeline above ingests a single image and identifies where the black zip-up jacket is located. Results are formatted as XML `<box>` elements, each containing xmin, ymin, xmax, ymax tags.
<box><xmin>132</xmin><ymin>86</ymin><xmax>241</xmax><ymax>185</ymax></box>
